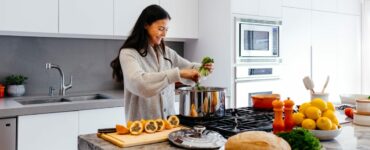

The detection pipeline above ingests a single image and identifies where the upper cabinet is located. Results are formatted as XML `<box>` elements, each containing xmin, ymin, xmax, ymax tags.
<box><xmin>282</xmin><ymin>0</ymin><xmax>311</xmax><ymax>9</ymax></box>
<box><xmin>114</xmin><ymin>0</ymin><xmax>159</xmax><ymax>36</ymax></box>
<box><xmin>231</xmin><ymin>0</ymin><xmax>282</xmax><ymax>18</ymax></box>
<box><xmin>59</xmin><ymin>0</ymin><xmax>114</xmax><ymax>35</ymax></box>
<box><xmin>160</xmin><ymin>0</ymin><xmax>198</xmax><ymax>39</ymax></box>
<box><xmin>284</xmin><ymin>0</ymin><xmax>361</xmax><ymax>15</ymax></box>
<box><xmin>0</xmin><ymin>0</ymin><xmax>58</xmax><ymax>33</ymax></box>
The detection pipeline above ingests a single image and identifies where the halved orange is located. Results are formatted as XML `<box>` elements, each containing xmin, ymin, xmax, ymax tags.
<box><xmin>116</xmin><ymin>124</ymin><xmax>129</xmax><ymax>135</ymax></box>
<box><xmin>144</xmin><ymin>120</ymin><xmax>158</xmax><ymax>133</ymax></box>
<box><xmin>155</xmin><ymin>119</ymin><xmax>165</xmax><ymax>132</ymax></box>
<box><xmin>129</xmin><ymin>121</ymin><xmax>143</xmax><ymax>135</ymax></box>
<box><xmin>168</xmin><ymin>115</ymin><xmax>180</xmax><ymax>127</ymax></box>
<box><xmin>164</xmin><ymin>119</ymin><xmax>173</xmax><ymax>130</ymax></box>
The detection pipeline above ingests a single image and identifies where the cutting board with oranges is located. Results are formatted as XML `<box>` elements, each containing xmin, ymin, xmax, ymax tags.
<box><xmin>98</xmin><ymin>126</ymin><xmax>184</xmax><ymax>148</ymax></box>
<box><xmin>98</xmin><ymin>116</ymin><xmax>184</xmax><ymax>148</ymax></box>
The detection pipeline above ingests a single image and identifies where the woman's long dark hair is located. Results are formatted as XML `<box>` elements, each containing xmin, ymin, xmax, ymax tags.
<box><xmin>111</xmin><ymin>4</ymin><xmax>171</xmax><ymax>83</ymax></box>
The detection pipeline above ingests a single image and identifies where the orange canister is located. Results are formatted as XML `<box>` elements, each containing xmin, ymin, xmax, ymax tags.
<box><xmin>0</xmin><ymin>84</ymin><xmax>4</xmax><ymax>98</ymax></box>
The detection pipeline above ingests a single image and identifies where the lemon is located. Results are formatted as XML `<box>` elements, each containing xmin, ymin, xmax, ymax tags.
<box><xmin>305</xmin><ymin>106</ymin><xmax>322</xmax><ymax>120</ymax></box>
<box><xmin>316</xmin><ymin>117</ymin><xmax>332</xmax><ymax>130</ymax></box>
<box><xmin>327</xmin><ymin>102</ymin><xmax>335</xmax><ymax>111</ymax></box>
<box><xmin>311</xmin><ymin>98</ymin><xmax>328</xmax><ymax>112</ymax></box>
<box><xmin>302</xmin><ymin>119</ymin><xmax>316</xmax><ymax>130</ymax></box>
<box><xmin>293</xmin><ymin>112</ymin><xmax>305</xmax><ymax>125</ymax></box>
<box><xmin>299</xmin><ymin>102</ymin><xmax>311</xmax><ymax>114</ymax></box>
<box><xmin>331</xmin><ymin>124</ymin><xmax>338</xmax><ymax>130</ymax></box>
<box><xmin>323</xmin><ymin>110</ymin><xmax>339</xmax><ymax>125</ymax></box>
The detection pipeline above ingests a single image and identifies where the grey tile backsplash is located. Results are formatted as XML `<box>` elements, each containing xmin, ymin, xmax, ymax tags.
<box><xmin>0</xmin><ymin>36</ymin><xmax>184</xmax><ymax>96</ymax></box>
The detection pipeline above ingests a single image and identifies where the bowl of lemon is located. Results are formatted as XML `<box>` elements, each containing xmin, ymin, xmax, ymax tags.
<box><xmin>293</xmin><ymin>98</ymin><xmax>341</xmax><ymax>140</ymax></box>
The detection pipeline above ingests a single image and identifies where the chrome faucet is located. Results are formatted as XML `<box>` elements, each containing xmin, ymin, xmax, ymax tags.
<box><xmin>46</xmin><ymin>63</ymin><xmax>72</xmax><ymax>96</ymax></box>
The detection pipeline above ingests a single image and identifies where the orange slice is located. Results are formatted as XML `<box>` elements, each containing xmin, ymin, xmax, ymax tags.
<box><xmin>168</xmin><ymin>115</ymin><xmax>180</xmax><ymax>127</ymax></box>
<box><xmin>144</xmin><ymin>120</ymin><xmax>158</xmax><ymax>133</ymax></box>
<box><xmin>116</xmin><ymin>124</ymin><xmax>129</xmax><ymax>135</ymax></box>
<box><xmin>129</xmin><ymin>121</ymin><xmax>143</xmax><ymax>135</ymax></box>
<box><xmin>155</xmin><ymin>119</ymin><xmax>165</xmax><ymax>132</ymax></box>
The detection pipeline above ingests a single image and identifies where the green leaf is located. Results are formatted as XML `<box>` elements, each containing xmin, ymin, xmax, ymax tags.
<box><xmin>277</xmin><ymin>128</ymin><xmax>322</xmax><ymax>150</ymax></box>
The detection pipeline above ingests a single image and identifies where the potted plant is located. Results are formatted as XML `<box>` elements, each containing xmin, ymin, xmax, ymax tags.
<box><xmin>4</xmin><ymin>74</ymin><xmax>28</xmax><ymax>97</ymax></box>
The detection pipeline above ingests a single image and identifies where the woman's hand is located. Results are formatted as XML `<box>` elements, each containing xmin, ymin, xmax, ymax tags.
<box><xmin>180</xmin><ymin>69</ymin><xmax>200</xmax><ymax>82</ymax></box>
<box><xmin>203</xmin><ymin>63</ymin><xmax>214</xmax><ymax>74</ymax></box>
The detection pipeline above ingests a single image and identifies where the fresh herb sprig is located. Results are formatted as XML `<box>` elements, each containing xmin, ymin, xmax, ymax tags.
<box><xmin>277</xmin><ymin>128</ymin><xmax>322</xmax><ymax>150</ymax></box>
<box><xmin>195</xmin><ymin>56</ymin><xmax>214</xmax><ymax>90</ymax></box>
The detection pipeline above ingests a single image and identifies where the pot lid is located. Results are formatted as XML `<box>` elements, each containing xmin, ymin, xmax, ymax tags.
<box><xmin>168</xmin><ymin>125</ymin><xmax>226</xmax><ymax>149</ymax></box>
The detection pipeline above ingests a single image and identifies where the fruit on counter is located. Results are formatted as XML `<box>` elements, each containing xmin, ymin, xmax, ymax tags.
<box><xmin>168</xmin><ymin>115</ymin><xmax>180</xmax><ymax>127</ymax></box>
<box><xmin>305</xmin><ymin>106</ymin><xmax>322</xmax><ymax>120</ymax></box>
<box><xmin>116</xmin><ymin>124</ymin><xmax>130</xmax><ymax>135</ymax></box>
<box><xmin>144</xmin><ymin>120</ymin><xmax>158</xmax><ymax>133</ymax></box>
<box><xmin>311</xmin><ymin>98</ymin><xmax>328</xmax><ymax>112</ymax></box>
<box><xmin>155</xmin><ymin>119</ymin><xmax>165</xmax><ymax>132</ymax></box>
<box><xmin>302</xmin><ymin>118</ymin><xmax>316</xmax><ymax>130</ymax></box>
<box><xmin>129</xmin><ymin>121</ymin><xmax>144</xmax><ymax>135</ymax></box>
<box><xmin>316</xmin><ymin>117</ymin><xmax>332</xmax><ymax>130</ymax></box>
<box><xmin>327</xmin><ymin>102</ymin><xmax>335</xmax><ymax>111</ymax></box>
<box><xmin>344</xmin><ymin>108</ymin><xmax>354</xmax><ymax>119</ymax></box>
<box><xmin>293</xmin><ymin>112</ymin><xmax>305</xmax><ymax>125</ymax></box>
<box><xmin>164</xmin><ymin>120</ymin><xmax>173</xmax><ymax>130</ymax></box>
<box><xmin>293</xmin><ymin>99</ymin><xmax>340</xmax><ymax>131</ymax></box>
<box><xmin>298</xmin><ymin>102</ymin><xmax>311</xmax><ymax>113</ymax></box>
<box><xmin>277</xmin><ymin>128</ymin><xmax>322</xmax><ymax>150</ymax></box>
<box><xmin>127</xmin><ymin>121</ymin><xmax>133</xmax><ymax>128</ymax></box>
<box><xmin>322</xmin><ymin>110</ymin><xmax>339</xmax><ymax>125</ymax></box>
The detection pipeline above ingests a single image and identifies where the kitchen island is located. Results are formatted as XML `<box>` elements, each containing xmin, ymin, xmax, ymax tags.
<box><xmin>78</xmin><ymin>123</ymin><xmax>370</xmax><ymax>150</ymax></box>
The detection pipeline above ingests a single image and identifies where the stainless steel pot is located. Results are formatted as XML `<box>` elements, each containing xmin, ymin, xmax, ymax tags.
<box><xmin>177</xmin><ymin>87</ymin><xmax>226</xmax><ymax>118</ymax></box>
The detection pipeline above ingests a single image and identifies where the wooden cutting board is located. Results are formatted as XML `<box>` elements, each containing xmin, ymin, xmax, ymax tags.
<box><xmin>98</xmin><ymin>127</ymin><xmax>184</xmax><ymax>148</ymax></box>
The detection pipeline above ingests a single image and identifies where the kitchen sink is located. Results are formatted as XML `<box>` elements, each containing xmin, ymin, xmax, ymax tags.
<box><xmin>16</xmin><ymin>97</ymin><xmax>71</xmax><ymax>105</ymax></box>
<box><xmin>15</xmin><ymin>94</ymin><xmax>111</xmax><ymax>105</ymax></box>
<box><xmin>63</xmin><ymin>94</ymin><xmax>111</xmax><ymax>102</ymax></box>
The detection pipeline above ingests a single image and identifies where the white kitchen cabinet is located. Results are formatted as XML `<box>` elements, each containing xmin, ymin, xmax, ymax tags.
<box><xmin>231</xmin><ymin>0</ymin><xmax>282</xmax><ymax>18</ymax></box>
<box><xmin>280</xmin><ymin>7</ymin><xmax>312</xmax><ymax>104</ymax></box>
<box><xmin>160</xmin><ymin>0</ymin><xmax>198</xmax><ymax>39</ymax></box>
<box><xmin>311</xmin><ymin>11</ymin><xmax>339</xmax><ymax>100</ymax></box>
<box><xmin>79</xmin><ymin>107</ymin><xmax>125</xmax><ymax>134</ymax></box>
<box><xmin>59</xmin><ymin>0</ymin><xmax>114</xmax><ymax>35</ymax></box>
<box><xmin>0</xmin><ymin>0</ymin><xmax>58</xmax><ymax>33</ymax></box>
<box><xmin>334</xmin><ymin>15</ymin><xmax>361</xmax><ymax>97</ymax></box>
<box><xmin>114</xmin><ymin>0</ymin><xmax>159</xmax><ymax>36</ymax></box>
<box><xmin>312</xmin><ymin>0</ymin><xmax>337</xmax><ymax>12</ymax></box>
<box><xmin>18</xmin><ymin>111</ymin><xmax>79</xmax><ymax>150</ymax></box>
<box><xmin>282</xmin><ymin>0</ymin><xmax>311</xmax><ymax>9</ymax></box>
<box><xmin>337</xmin><ymin>0</ymin><xmax>361</xmax><ymax>15</ymax></box>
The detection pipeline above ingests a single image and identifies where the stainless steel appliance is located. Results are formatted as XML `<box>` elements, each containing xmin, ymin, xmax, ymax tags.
<box><xmin>177</xmin><ymin>87</ymin><xmax>226</xmax><ymax>118</ymax></box>
<box><xmin>178</xmin><ymin>107</ymin><xmax>274</xmax><ymax>138</ymax></box>
<box><xmin>236</xmin><ymin>18</ymin><xmax>281</xmax><ymax>59</ymax></box>
<box><xmin>0</xmin><ymin>118</ymin><xmax>16</xmax><ymax>150</ymax></box>
<box><xmin>235</xmin><ymin>64</ymin><xmax>280</xmax><ymax>81</ymax></box>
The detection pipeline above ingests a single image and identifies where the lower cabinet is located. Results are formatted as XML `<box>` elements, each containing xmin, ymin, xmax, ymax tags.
<box><xmin>17</xmin><ymin>107</ymin><xmax>124</xmax><ymax>150</ymax></box>
<box><xmin>18</xmin><ymin>111</ymin><xmax>79</xmax><ymax>150</ymax></box>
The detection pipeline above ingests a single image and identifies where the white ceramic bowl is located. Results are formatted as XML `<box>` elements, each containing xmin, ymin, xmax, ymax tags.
<box><xmin>310</xmin><ymin>128</ymin><xmax>342</xmax><ymax>140</ymax></box>
<box><xmin>340</xmin><ymin>94</ymin><xmax>370</xmax><ymax>105</ymax></box>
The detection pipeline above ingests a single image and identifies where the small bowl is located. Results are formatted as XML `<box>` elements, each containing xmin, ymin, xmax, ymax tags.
<box><xmin>310</xmin><ymin>128</ymin><xmax>342</xmax><ymax>140</ymax></box>
<box><xmin>340</xmin><ymin>94</ymin><xmax>370</xmax><ymax>105</ymax></box>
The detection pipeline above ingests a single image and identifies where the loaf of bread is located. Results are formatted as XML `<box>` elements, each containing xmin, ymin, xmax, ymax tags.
<box><xmin>225</xmin><ymin>131</ymin><xmax>291</xmax><ymax>150</ymax></box>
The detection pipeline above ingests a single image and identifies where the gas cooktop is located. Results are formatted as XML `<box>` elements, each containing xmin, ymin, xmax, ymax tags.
<box><xmin>178</xmin><ymin>107</ymin><xmax>274</xmax><ymax>138</ymax></box>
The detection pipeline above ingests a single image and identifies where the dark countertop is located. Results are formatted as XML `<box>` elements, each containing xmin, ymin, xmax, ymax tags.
<box><xmin>0</xmin><ymin>90</ymin><xmax>124</xmax><ymax>118</ymax></box>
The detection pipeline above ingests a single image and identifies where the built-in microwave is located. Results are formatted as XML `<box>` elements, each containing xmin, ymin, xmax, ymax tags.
<box><xmin>236</xmin><ymin>18</ymin><xmax>281</xmax><ymax>58</ymax></box>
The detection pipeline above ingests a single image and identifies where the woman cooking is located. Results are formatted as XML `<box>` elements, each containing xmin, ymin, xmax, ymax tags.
<box><xmin>110</xmin><ymin>4</ymin><xmax>214</xmax><ymax>121</ymax></box>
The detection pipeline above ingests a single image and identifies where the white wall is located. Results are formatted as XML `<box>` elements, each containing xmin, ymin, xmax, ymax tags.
<box><xmin>362</xmin><ymin>0</ymin><xmax>370</xmax><ymax>93</ymax></box>
<box><xmin>184</xmin><ymin>0</ymin><xmax>233</xmax><ymax>100</ymax></box>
